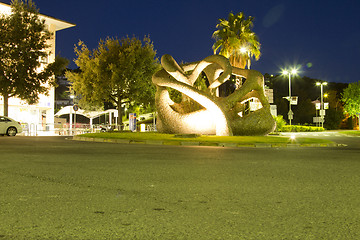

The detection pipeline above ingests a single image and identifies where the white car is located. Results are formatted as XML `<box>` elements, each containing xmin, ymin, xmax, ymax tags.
<box><xmin>0</xmin><ymin>116</ymin><xmax>23</xmax><ymax>136</ymax></box>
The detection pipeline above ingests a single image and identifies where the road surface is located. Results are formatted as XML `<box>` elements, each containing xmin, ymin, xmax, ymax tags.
<box><xmin>0</xmin><ymin>135</ymin><xmax>359</xmax><ymax>239</ymax></box>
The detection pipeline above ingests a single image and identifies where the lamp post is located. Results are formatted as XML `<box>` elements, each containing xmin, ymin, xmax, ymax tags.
<box><xmin>282</xmin><ymin>69</ymin><xmax>298</xmax><ymax>125</ymax></box>
<box><xmin>316</xmin><ymin>82</ymin><xmax>327</xmax><ymax>128</ymax></box>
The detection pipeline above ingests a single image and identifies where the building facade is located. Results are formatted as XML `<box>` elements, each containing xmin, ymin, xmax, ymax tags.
<box><xmin>0</xmin><ymin>2</ymin><xmax>74</xmax><ymax>133</ymax></box>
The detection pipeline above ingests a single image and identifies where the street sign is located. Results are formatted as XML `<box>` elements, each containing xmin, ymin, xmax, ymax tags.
<box><xmin>288</xmin><ymin>110</ymin><xmax>294</xmax><ymax>120</ymax></box>
<box><xmin>73</xmin><ymin>104</ymin><xmax>79</xmax><ymax>112</ymax></box>
<box><xmin>313</xmin><ymin>117</ymin><xmax>322</xmax><ymax>123</ymax></box>
<box><xmin>324</xmin><ymin>102</ymin><xmax>329</xmax><ymax>110</ymax></box>
<box><xmin>290</xmin><ymin>96</ymin><xmax>298</xmax><ymax>105</ymax></box>
<box><xmin>283</xmin><ymin>96</ymin><xmax>298</xmax><ymax>105</ymax></box>
<box><xmin>129</xmin><ymin>113</ymin><xmax>137</xmax><ymax>132</ymax></box>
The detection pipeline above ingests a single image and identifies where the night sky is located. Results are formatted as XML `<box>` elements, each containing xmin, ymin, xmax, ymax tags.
<box><xmin>2</xmin><ymin>0</ymin><xmax>360</xmax><ymax>83</ymax></box>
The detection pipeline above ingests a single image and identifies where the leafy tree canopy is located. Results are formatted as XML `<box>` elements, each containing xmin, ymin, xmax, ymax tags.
<box><xmin>0</xmin><ymin>0</ymin><xmax>68</xmax><ymax>116</ymax></box>
<box><xmin>212</xmin><ymin>12</ymin><xmax>260</xmax><ymax>69</ymax></box>
<box><xmin>66</xmin><ymin>36</ymin><xmax>159</xmax><ymax>126</ymax></box>
<box><xmin>342</xmin><ymin>81</ymin><xmax>360</xmax><ymax>117</ymax></box>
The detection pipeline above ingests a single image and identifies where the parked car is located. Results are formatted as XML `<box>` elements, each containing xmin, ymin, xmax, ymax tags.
<box><xmin>0</xmin><ymin>116</ymin><xmax>23</xmax><ymax>136</ymax></box>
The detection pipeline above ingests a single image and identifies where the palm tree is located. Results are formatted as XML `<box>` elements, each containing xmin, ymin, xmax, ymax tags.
<box><xmin>212</xmin><ymin>12</ymin><xmax>261</xmax><ymax>69</ymax></box>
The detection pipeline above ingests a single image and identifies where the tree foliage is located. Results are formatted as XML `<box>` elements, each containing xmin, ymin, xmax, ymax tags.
<box><xmin>342</xmin><ymin>81</ymin><xmax>360</xmax><ymax>117</ymax></box>
<box><xmin>0</xmin><ymin>0</ymin><xmax>68</xmax><ymax>116</ymax></box>
<box><xmin>212</xmin><ymin>12</ymin><xmax>261</xmax><ymax>69</ymax></box>
<box><xmin>66</xmin><ymin>36</ymin><xmax>159</xmax><ymax>126</ymax></box>
<box><xmin>324</xmin><ymin>108</ymin><xmax>344</xmax><ymax>130</ymax></box>
<box><xmin>323</xmin><ymin>90</ymin><xmax>344</xmax><ymax>129</ymax></box>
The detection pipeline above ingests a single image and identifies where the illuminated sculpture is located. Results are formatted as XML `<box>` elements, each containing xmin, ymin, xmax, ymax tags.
<box><xmin>152</xmin><ymin>54</ymin><xmax>275</xmax><ymax>136</ymax></box>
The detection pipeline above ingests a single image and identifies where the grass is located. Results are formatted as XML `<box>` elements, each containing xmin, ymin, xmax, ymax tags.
<box><xmin>340</xmin><ymin>130</ymin><xmax>360</xmax><ymax>136</ymax></box>
<box><xmin>79</xmin><ymin>132</ymin><xmax>334</xmax><ymax>145</ymax></box>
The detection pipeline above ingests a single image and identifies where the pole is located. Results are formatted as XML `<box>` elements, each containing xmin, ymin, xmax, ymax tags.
<box><xmin>69</xmin><ymin>107</ymin><xmax>73</xmax><ymax>135</ymax></box>
<box><xmin>320</xmin><ymin>84</ymin><xmax>324</xmax><ymax>127</ymax></box>
<box><xmin>74</xmin><ymin>110</ymin><xmax>76</xmax><ymax>135</ymax></box>
<box><xmin>109</xmin><ymin>112</ymin><xmax>112</xmax><ymax>126</ymax></box>
<box><xmin>288</xmin><ymin>73</ymin><xmax>292</xmax><ymax>125</ymax></box>
<box><xmin>90</xmin><ymin>118</ymin><xmax>93</xmax><ymax>132</ymax></box>
<box><xmin>320</xmin><ymin>84</ymin><xmax>324</xmax><ymax>128</ymax></box>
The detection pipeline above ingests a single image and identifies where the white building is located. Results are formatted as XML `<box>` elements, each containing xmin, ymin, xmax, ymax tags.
<box><xmin>0</xmin><ymin>2</ymin><xmax>75</xmax><ymax>133</ymax></box>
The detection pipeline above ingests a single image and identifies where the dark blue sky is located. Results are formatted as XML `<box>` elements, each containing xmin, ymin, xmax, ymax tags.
<box><xmin>2</xmin><ymin>0</ymin><xmax>360</xmax><ymax>83</ymax></box>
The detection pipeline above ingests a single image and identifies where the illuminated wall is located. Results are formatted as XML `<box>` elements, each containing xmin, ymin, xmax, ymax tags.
<box><xmin>152</xmin><ymin>54</ymin><xmax>276</xmax><ymax>136</ymax></box>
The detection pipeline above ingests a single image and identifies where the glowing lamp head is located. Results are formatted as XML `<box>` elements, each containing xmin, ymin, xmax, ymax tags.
<box><xmin>291</xmin><ymin>69</ymin><xmax>297</xmax><ymax>74</ymax></box>
<box><xmin>316</xmin><ymin>82</ymin><xmax>328</xmax><ymax>86</ymax></box>
<box><xmin>282</xmin><ymin>68</ymin><xmax>297</xmax><ymax>76</ymax></box>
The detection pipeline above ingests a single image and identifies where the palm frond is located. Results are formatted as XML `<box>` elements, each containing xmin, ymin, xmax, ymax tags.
<box><xmin>212</xmin><ymin>11</ymin><xmax>261</xmax><ymax>67</ymax></box>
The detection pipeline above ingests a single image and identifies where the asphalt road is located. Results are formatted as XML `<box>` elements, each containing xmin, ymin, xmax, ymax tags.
<box><xmin>0</xmin><ymin>135</ymin><xmax>359</xmax><ymax>239</ymax></box>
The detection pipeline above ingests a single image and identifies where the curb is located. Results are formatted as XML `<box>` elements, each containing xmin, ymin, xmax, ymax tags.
<box><xmin>72</xmin><ymin>136</ymin><xmax>344</xmax><ymax>148</ymax></box>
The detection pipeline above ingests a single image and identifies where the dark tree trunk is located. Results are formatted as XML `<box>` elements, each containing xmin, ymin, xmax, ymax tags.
<box><xmin>3</xmin><ymin>94</ymin><xmax>9</xmax><ymax>117</ymax></box>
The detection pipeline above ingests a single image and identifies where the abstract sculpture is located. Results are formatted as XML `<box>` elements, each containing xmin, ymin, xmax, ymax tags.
<box><xmin>152</xmin><ymin>54</ymin><xmax>275</xmax><ymax>136</ymax></box>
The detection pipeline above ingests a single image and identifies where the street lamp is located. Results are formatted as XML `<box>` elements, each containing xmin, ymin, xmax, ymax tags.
<box><xmin>282</xmin><ymin>68</ymin><xmax>298</xmax><ymax>125</ymax></box>
<box><xmin>316</xmin><ymin>81</ymin><xmax>328</xmax><ymax>128</ymax></box>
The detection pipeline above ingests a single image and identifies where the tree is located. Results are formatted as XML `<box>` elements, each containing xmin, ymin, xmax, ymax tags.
<box><xmin>295</xmin><ymin>98</ymin><xmax>316</xmax><ymax>124</ymax></box>
<box><xmin>66</xmin><ymin>36</ymin><xmax>159</xmax><ymax>127</ymax></box>
<box><xmin>342</xmin><ymin>81</ymin><xmax>360</xmax><ymax>128</ymax></box>
<box><xmin>0</xmin><ymin>0</ymin><xmax>68</xmax><ymax>116</ymax></box>
<box><xmin>325</xmin><ymin>108</ymin><xmax>344</xmax><ymax>130</ymax></box>
<box><xmin>323</xmin><ymin>90</ymin><xmax>344</xmax><ymax>129</ymax></box>
<box><xmin>212</xmin><ymin>12</ymin><xmax>261</xmax><ymax>69</ymax></box>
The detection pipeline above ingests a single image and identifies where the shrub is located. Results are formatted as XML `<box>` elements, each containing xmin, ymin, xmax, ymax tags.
<box><xmin>280</xmin><ymin>125</ymin><xmax>324</xmax><ymax>132</ymax></box>
<box><xmin>274</xmin><ymin>115</ymin><xmax>286</xmax><ymax>132</ymax></box>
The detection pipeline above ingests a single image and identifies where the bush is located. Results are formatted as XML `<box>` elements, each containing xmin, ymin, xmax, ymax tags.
<box><xmin>280</xmin><ymin>125</ymin><xmax>324</xmax><ymax>132</ymax></box>
<box><xmin>274</xmin><ymin>115</ymin><xmax>286</xmax><ymax>132</ymax></box>
<box><xmin>272</xmin><ymin>115</ymin><xmax>324</xmax><ymax>132</ymax></box>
